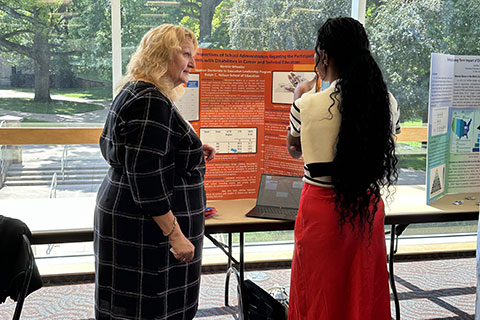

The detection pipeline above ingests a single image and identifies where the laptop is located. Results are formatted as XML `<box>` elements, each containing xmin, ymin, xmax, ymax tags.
<box><xmin>245</xmin><ymin>174</ymin><xmax>303</xmax><ymax>221</ymax></box>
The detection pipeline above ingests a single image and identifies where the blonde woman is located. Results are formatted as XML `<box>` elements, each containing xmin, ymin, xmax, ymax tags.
<box><xmin>94</xmin><ymin>24</ymin><xmax>215</xmax><ymax>320</ymax></box>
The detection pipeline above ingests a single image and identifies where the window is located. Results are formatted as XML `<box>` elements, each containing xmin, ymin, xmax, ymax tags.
<box><xmin>0</xmin><ymin>0</ymin><xmax>111</xmax><ymax>127</ymax></box>
<box><xmin>1</xmin><ymin>0</ymin><xmax>475</xmax><ymax>272</ymax></box>
<box><xmin>366</xmin><ymin>0</ymin><xmax>480</xmax><ymax>246</ymax></box>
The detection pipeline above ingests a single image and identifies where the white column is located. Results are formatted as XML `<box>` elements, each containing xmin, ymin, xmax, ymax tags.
<box><xmin>111</xmin><ymin>0</ymin><xmax>122</xmax><ymax>96</ymax></box>
<box><xmin>351</xmin><ymin>0</ymin><xmax>366</xmax><ymax>25</ymax></box>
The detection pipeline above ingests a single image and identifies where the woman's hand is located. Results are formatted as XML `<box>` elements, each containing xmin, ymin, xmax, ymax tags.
<box><xmin>288</xmin><ymin>72</ymin><xmax>307</xmax><ymax>88</ymax></box>
<box><xmin>153</xmin><ymin>212</ymin><xmax>194</xmax><ymax>263</ymax></box>
<box><xmin>202</xmin><ymin>144</ymin><xmax>216</xmax><ymax>161</ymax></box>
<box><xmin>294</xmin><ymin>75</ymin><xmax>317</xmax><ymax>100</ymax></box>
<box><xmin>169</xmin><ymin>228</ymin><xmax>195</xmax><ymax>263</ymax></box>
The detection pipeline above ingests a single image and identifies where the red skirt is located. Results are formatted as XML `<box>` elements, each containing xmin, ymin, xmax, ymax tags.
<box><xmin>289</xmin><ymin>184</ymin><xmax>391</xmax><ymax>320</ymax></box>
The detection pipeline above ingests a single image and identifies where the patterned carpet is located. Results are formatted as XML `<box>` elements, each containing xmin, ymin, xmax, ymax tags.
<box><xmin>0</xmin><ymin>258</ymin><xmax>476</xmax><ymax>319</ymax></box>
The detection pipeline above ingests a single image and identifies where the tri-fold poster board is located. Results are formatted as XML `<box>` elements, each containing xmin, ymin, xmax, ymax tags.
<box><xmin>179</xmin><ymin>48</ymin><xmax>317</xmax><ymax>200</ymax></box>
<box><xmin>427</xmin><ymin>53</ymin><xmax>480</xmax><ymax>205</ymax></box>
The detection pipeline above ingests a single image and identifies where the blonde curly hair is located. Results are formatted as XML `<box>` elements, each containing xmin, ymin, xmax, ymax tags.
<box><xmin>116</xmin><ymin>24</ymin><xmax>198</xmax><ymax>101</ymax></box>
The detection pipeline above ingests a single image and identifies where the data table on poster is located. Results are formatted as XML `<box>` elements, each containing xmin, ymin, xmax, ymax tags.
<box><xmin>200</xmin><ymin>128</ymin><xmax>257</xmax><ymax>154</ymax></box>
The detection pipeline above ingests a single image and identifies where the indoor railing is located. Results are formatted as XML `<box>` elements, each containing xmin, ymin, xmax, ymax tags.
<box><xmin>61</xmin><ymin>145</ymin><xmax>68</xmax><ymax>181</ymax></box>
<box><xmin>49</xmin><ymin>172</ymin><xmax>58</xmax><ymax>199</ymax></box>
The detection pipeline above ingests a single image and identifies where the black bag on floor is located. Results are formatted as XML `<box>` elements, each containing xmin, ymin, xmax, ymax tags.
<box><xmin>242</xmin><ymin>279</ymin><xmax>287</xmax><ymax>320</ymax></box>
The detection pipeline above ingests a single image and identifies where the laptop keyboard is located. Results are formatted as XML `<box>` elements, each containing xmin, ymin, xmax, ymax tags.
<box><xmin>258</xmin><ymin>207</ymin><xmax>297</xmax><ymax>216</ymax></box>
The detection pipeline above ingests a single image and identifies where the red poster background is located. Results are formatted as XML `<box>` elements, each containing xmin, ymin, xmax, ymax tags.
<box><xmin>189</xmin><ymin>49</ymin><xmax>316</xmax><ymax>200</ymax></box>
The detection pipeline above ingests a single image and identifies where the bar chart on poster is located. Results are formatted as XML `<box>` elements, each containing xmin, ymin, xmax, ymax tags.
<box><xmin>200</xmin><ymin>127</ymin><xmax>257</xmax><ymax>154</ymax></box>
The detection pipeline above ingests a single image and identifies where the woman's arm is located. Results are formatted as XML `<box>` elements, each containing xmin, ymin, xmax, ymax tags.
<box><xmin>153</xmin><ymin>212</ymin><xmax>194</xmax><ymax>263</ymax></box>
<box><xmin>287</xmin><ymin>131</ymin><xmax>302</xmax><ymax>159</ymax></box>
<box><xmin>286</xmin><ymin>75</ymin><xmax>317</xmax><ymax>159</ymax></box>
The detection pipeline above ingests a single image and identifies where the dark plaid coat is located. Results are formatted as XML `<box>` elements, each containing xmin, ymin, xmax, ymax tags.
<box><xmin>94</xmin><ymin>81</ymin><xmax>206</xmax><ymax>320</ymax></box>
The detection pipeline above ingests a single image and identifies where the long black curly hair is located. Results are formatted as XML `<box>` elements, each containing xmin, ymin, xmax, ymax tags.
<box><xmin>315</xmin><ymin>17</ymin><xmax>398</xmax><ymax>233</ymax></box>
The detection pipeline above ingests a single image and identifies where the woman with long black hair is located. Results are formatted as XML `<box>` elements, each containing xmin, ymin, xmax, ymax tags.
<box><xmin>287</xmin><ymin>17</ymin><xmax>399</xmax><ymax>319</ymax></box>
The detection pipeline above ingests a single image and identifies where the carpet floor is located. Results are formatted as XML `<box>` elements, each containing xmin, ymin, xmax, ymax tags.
<box><xmin>0</xmin><ymin>258</ymin><xmax>476</xmax><ymax>319</ymax></box>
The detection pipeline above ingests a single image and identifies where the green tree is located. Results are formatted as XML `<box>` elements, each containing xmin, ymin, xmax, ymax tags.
<box><xmin>119</xmin><ymin>0</ymin><xmax>228</xmax><ymax>46</ymax></box>
<box><xmin>229</xmin><ymin>0</ymin><xmax>350</xmax><ymax>50</ymax></box>
<box><xmin>109</xmin><ymin>0</ymin><xmax>230</xmax><ymax>73</ymax></box>
<box><xmin>0</xmin><ymin>0</ymin><xmax>229</xmax><ymax>103</ymax></box>
<box><xmin>198</xmin><ymin>0</ymin><xmax>224</xmax><ymax>42</ymax></box>
<box><xmin>66</xmin><ymin>0</ymin><xmax>112</xmax><ymax>82</ymax></box>
<box><xmin>0</xmin><ymin>0</ymin><xmax>84</xmax><ymax>102</ymax></box>
<box><xmin>198</xmin><ymin>0</ymin><xmax>234</xmax><ymax>48</ymax></box>
<box><xmin>366</xmin><ymin>0</ymin><xmax>480</xmax><ymax>122</ymax></box>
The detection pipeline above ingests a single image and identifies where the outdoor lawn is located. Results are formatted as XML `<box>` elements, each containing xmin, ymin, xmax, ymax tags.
<box><xmin>0</xmin><ymin>98</ymin><xmax>104</xmax><ymax>115</ymax></box>
<box><xmin>0</xmin><ymin>86</ymin><xmax>111</xmax><ymax>116</ymax></box>
<box><xmin>2</xmin><ymin>86</ymin><xmax>112</xmax><ymax>101</ymax></box>
<box><xmin>0</xmin><ymin>86</ymin><xmax>112</xmax><ymax>124</ymax></box>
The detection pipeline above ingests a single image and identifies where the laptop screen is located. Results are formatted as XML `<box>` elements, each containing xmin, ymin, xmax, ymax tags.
<box><xmin>256</xmin><ymin>174</ymin><xmax>303</xmax><ymax>209</ymax></box>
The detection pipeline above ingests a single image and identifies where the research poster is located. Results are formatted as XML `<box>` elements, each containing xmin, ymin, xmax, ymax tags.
<box><xmin>426</xmin><ymin>53</ymin><xmax>480</xmax><ymax>204</ymax></box>
<box><xmin>187</xmin><ymin>49</ymin><xmax>315</xmax><ymax>200</ymax></box>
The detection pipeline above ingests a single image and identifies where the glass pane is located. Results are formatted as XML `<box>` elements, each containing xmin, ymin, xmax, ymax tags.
<box><xmin>122</xmin><ymin>0</ymin><xmax>352</xmax><ymax>56</ymax></box>
<box><xmin>368</xmin><ymin>0</ymin><xmax>480</xmax><ymax>241</ymax></box>
<box><xmin>0</xmin><ymin>144</ymin><xmax>105</xmax><ymax>200</ymax></box>
<box><xmin>229</xmin><ymin>0</ymin><xmax>351</xmax><ymax>50</ymax></box>
<box><xmin>0</xmin><ymin>1</ymin><xmax>355</xmax><ymax>274</ymax></box>
<box><xmin>365</xmin><ymin>0</ymin><xmax>480</xmax><ymax>125</ymax></box>
<box><xmin>0</xmin><ymin>0</ymin><xmax>112</xmax><ymax>126</ymax></box>
<box><xmin>119</xmin><ymin>0</ymin><xmax>352</xmax><ymax>246</ymax></box>
<box><xmin>0</xmin><ymin>142</ymin><xmax>103</xmax><ymax>272</ymax></box>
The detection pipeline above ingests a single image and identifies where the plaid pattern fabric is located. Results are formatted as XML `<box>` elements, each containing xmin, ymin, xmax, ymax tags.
<box><xmin>94</xmin><ymin>81</ymin><xmax>206</xmax><ymax>320</ymax></box>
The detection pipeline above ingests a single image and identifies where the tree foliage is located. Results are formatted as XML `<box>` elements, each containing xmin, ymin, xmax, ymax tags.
<box><xmin>228</xmin><ymin>0</ymin><xmax>480</xmax><ymax>122</ymax></box>
<box><xmin>63</xmin><ymin>0</ymin><xmax>111</xmax><ymax>82</ymax></box>
<box><xmin>200</xmin><ymin>0</ymin><xmax>234</xmax><ymax>48</ymax></box>
<box><xmin>228</xmin><ymin>0</ymin><xmax>350</xmax><ymax>50</ymax></box>
<box><xmin>0</xmin><ymin>0</ymin><xmax>229</xmax><ymax>102</ymax></box>
<box><xmin>1</xmin><ymin>0</ymin><xmax>479</xmax><ymax>120</ymax></box>
<box><xmin>0</xmin><ymin>0</ymin><xmax>88</xmax><ymax>101</ymax></box>
<box><xmin>366</xmin><ymin>0</ymin><xmax>480</xmax><ymax>121</ymax></box>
